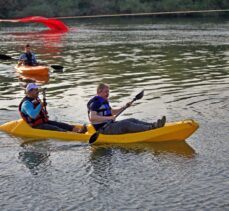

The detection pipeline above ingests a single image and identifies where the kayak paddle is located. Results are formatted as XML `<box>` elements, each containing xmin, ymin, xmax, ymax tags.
<box><xmin>0</xmin><ymin>54</ymin><xmax>12</xmax><ymax>60</ymax></box>
<box><xmin>0</xmin><ymin>53</ymin><xmax>63</xmax><ymax>71</ymax></box>
<box><xmin>42</xmin><ymin>88</ymin><xmax>47</xmax><ymax>113</ymax></box>
<box><xmin>89</xmin><ymin>90</ymin><xmax>144</xmax><ymax>144</ymax></box>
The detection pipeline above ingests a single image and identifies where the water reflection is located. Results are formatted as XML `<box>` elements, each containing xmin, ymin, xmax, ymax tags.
<box><xmin>4</xmin><ymin>30</ymin><xmax>66</xmax><ymax>63</ymax></box>
<box><xmin>17</xmin><ymin>73</ymin><xmax>49</xmax><ymax>85</ymax></box>
<box><xmin>8</xmin><ymin>30</ymin><xmax>65</xmax><ymax>48</ymax></box>
<box><xmin>120</xmin><ymin>141</ymin><xmax>196</xmax><ymax>158</ymax></box>
<box><xmin>18</xmin><ymin>142</ymin><xmax>51</xmax><ymax>175</ymax></box>
<box><xmin>89</xmin><ymin>146</ymin><xmax>113</xmax><ymax>187</ymax></box>
<box><xmin>89</xmin><ymin>141</ymin><xmax>196</xmax><ymax>185</ymax></box>
<box><xmin>90</xmin><ymin>141</ymin><xmax>196</xmax><ymax>159</ymax></box>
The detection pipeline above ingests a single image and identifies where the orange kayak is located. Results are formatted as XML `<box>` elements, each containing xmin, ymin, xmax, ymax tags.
<box><xmin>17</xmin><ymin>73</ymin><xmax>49</xmax><ymax>84</ymax></box>
<box><xmin>15</xmin><ymin>65</ymin><xmax>49</xmax><ymax>75</ymax></box>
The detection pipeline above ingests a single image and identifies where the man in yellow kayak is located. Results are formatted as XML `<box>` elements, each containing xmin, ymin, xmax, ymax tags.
<box><xmin>87</xmin><ymin>83</ymin><xmax>166</xmax><ymax>134</ymax></box>
<box><xmin>18</xmin><ymin>44</ymin><xmax>38</xmax><ymax>66</ymax></box>
<box><xmin>19</xmin><ymin>83</ymin><xmax>87</xmax><ymax>133</ymax></box>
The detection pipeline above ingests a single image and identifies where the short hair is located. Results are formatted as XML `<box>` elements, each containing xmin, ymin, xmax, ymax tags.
<box><xmin>25</xmin><ymin>44</ymin><xmax>30</xmax><ymax>48</ymax></box>
<box><xmin>97</xmin><ymin>83</ymin><xmax>109</xmax><ymax>94</ymax></box>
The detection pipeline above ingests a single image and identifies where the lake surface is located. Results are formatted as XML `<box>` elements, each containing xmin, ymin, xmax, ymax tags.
<box><xmin>0</xmin><ymin>17</ymin><xmax>228</xmax><ymax>210</ymax></box>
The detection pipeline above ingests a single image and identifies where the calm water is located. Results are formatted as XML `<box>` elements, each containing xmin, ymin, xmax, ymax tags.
<box><xmin>0</xmin><ymin>17</ymin><xmax>228</xmax><ymax>210</ymax></box>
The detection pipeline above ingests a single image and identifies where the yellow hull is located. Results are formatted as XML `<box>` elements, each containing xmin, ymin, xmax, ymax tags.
<box><xmin>0</xmin><ymin>119</ymin><xmax>199</xmax><ymax>144</ymax></box>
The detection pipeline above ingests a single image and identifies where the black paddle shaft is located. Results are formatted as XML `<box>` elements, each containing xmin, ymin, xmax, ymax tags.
<box><xmin>42</xmin><ymin>88</ymin><xmax>47</xmax><ymax>113</ymax></box>
<box><xmin>115</xmin><ymin>89</ymin><xmax>144</xmax><ymax>118</ymax></box>
<box><xmin>89</xmin><ymin>90</ymin><xmax>144</xmax><ymax>144</ymax></box>
<box><xmin>0</xmin><ymin>54</ymin><xmax>63</xmax><ymax>70</ymax></box>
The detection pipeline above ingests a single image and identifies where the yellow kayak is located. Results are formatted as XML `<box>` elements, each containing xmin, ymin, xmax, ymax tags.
<box><xmin>0</xmin><ymin>119</ymin><xmax>199</xmax><ymax>144</ymax></box>
<box><xmin>15</xmin><ymin>65</ymin><xmax>49</xmax><ymax>75</ymax></box>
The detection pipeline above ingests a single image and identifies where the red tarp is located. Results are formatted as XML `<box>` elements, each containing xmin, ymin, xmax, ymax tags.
<box><xmin>0</xmin><ymin>16</ymin><xmax>69</xmax><ymax>32</ymax></box>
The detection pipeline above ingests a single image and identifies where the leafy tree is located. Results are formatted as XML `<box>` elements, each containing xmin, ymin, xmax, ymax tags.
<box><xmin>0</xmin><ymin>0</ymin><xmax>228</xmax><ymax>18</ymax></box>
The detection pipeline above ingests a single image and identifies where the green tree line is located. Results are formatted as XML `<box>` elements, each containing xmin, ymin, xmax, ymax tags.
<box><xmin>0</xmin><ymin>0</ymin><xmax>228</xmax><ymax>18</ymax></box>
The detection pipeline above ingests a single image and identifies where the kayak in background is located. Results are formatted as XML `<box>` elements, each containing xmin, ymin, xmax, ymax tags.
<box><xmin>0</xmin><ymin>119</ymin><xmax>199</xmax><ymax>144</ymax></box>
<box><xmin>15</xmin><ymin>65</ymin><xmax>49</xmax><ymax>75</ymax></box>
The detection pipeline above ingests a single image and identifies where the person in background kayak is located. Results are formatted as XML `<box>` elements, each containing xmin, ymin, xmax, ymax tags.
<box><xmin>19</xmin><ymin>83</ymin><xmax>87</xmax><ymax>133</ymax></box>
<box><xmin>18</xmin><ymin>44</ymin><xmax>38</xmax><ymax>66</ymax></box>
<box><xmin>87</xmin><ymin>83</ymin><xmax>166</xmax><ymax>134</ymax></box>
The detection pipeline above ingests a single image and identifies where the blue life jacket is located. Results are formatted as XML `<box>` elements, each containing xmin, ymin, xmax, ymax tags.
<box><xmin>20</xmin><ymin>52</ymin><xmax>37</xmax><ymax>66</ymax></box>
<box><xmin>87</xmin><ymin>96</ymin><xmax>112</xmax><ymax>130</ymax></box>
<box><xmin>87</xmin><ymin>96</ymin><xmax>112</xmax><ymax>116</ymax></box>
<box><xmin>25</xmin><ymin>53</ymin><xmax>35</xmax><ymax>66</ymax></box>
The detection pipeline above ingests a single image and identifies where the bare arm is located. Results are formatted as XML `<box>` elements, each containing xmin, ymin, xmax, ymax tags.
<box><xmin>17</xmin><ymin>60</ymin><xmax>24</xmax><ymax>66</ymax></box>
<box><xmin>111</xmin><ymin>101</ymin><xmax>133</xmax><ymax>115</ymax></box>
<box><xmin>89</xmin><ymin>111</ymin><xmax>115</xmax><ymax>123</ymax></box>
<box><xmin>111</xmin><ymin>107</ymin><xmax>124</xmax><ymax>115</ymax></box>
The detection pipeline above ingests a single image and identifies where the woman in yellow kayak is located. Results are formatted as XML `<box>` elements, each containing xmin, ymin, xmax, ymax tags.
<box><xmin>18</xmin><ymin>44</ymin><xmax>38</xmax><ymax>66</ymax></box>
<box><xmin>19</xmin><ymin>83</ymin><xmax>87</xmax><ymax>133</ymax></box>
<box><xmin>87</xmin><ymin>83</ymin><xmax>166</xmax><ymax>134</ymax></box>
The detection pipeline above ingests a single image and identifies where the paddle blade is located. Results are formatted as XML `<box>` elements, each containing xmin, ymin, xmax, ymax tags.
<box><xmin>50</xmin><ymin>65</ymin><xmax>63</xmax><ymax>70</ymax></box>
<box><xmin>0</xmin><ymin>54</ymin><xmax>13</xmax><ymax>60</ymax></box>
<box><xmin>134</xmin><ymin>90</ymin><xmax>144</xmax><ymax>101</ymax></box>
<box><xmin>89</xmin><ymin>131</ymin><xmax>100</xmax><ymax>144</ymax></box>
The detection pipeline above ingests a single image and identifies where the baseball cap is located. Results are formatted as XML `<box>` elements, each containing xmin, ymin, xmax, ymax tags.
<box><xmin>26</xmin><ymin>83</ymin><xmax>39</xmax><ymax>93</ymax></box>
